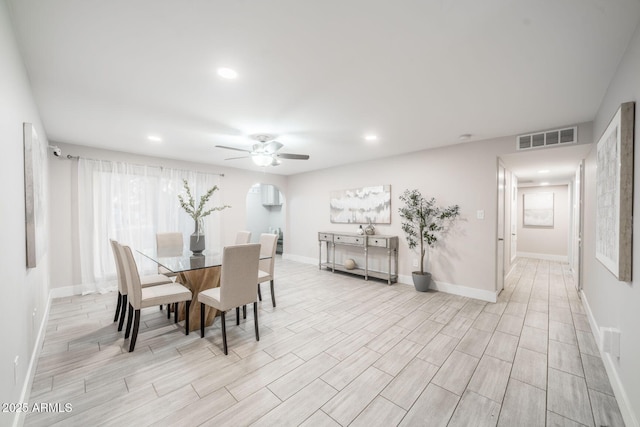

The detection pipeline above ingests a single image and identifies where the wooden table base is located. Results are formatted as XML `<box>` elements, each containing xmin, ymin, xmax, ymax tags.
<box><xmin>174</xmin><ymin>266</ymin><xmax>221</xmax><ymax>332</ymax></box>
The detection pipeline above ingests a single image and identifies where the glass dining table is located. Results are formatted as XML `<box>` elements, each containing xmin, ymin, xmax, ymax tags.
<box><xmin>137</xmin><ymin>248</ymin><xmax>268</xmax><ymax>332</ymax></box>
<box><xmin>138</xmin><ymin>249</ymin><xmax>224</xmax><ymax>332</ymax></box>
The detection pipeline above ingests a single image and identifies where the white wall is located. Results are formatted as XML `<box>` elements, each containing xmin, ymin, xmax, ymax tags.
<box><xmin>48</xmin><ymin>142</ymin><xmax>287</xmax><ymax>290</ymax></box>
<box><xmin>287</xmin><ymin>135</ymin><xmax>523</xmax><ymax>301</ymax></box>
<box><xmin>0</xmin><ymin>1</ymin><xmax>50</xmax><ymax>424</ymax></box>
<box><xmin>582</xmin><ymin>19</ymin><xmax>640</xmax><ymax>426</ymax></box>
<box><xmin>516</xmin><ymin>184</ymin><xmax>569</xmax><ymax>261</ymax></box>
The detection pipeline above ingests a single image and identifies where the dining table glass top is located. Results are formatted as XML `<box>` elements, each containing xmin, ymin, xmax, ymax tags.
<box><xmin>137</xmin><ymin>248</ymin><xmax>270</xmax><ymax>273</ymax></box>
<box><xmin>137</xmin><ymin>248</ymin><xmax>224</xmax><ymax>273</ymax></box>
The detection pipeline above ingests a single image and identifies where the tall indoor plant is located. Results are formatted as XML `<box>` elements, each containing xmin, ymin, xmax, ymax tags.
<box><xmin>178</xmin><ymin>179</ymin><xmax>230</xmax><ymax>254</ymax></box>
<box><xmin>398</xmin><ymin>189</ymin><xmax>460</xmax><ymax>291</ymax></box>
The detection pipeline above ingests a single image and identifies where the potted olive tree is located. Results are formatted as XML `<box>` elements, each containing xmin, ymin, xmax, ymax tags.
<box><xmin>398</xmin><ymin>189</ymin><xmax>460</xmax><ymax>292</ymax></box>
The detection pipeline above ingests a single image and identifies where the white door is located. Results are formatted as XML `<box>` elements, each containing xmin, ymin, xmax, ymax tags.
<box><xmin>573</xmin><ymin>161</ymin><xmax>585</xmax><ymax>292</ymax></box>
<box><xmin>510</xmin><ymin>175</ymin><xmax>518</xmax><ymax>263</ymax></box>
<box><xmin>497</xmin><ymin>161</ymin><xmax>506</xmax><ymax>293</ymax></box>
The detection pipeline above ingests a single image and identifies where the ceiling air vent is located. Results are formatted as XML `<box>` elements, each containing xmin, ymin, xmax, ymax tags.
<box><xmin>517</xmin><ymin>126</ymin><xmax>577</xmax><ymax>151</ymax></box>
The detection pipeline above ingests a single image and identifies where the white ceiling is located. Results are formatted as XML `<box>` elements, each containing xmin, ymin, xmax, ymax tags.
<box><xmin>8</xmin><ymin>0</ymin><xmax>640</xmax><ymax>176</ymax></box>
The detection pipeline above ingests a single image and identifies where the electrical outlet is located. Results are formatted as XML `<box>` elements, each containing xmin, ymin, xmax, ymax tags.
<box><xmin>14</xmin><ymin>356</ymin><xmax>19</xmax><ymax>385</ymax></box>
<box><xmin>412</xmin><ymin>259</ymin><xmax>419</xmax><ymax>267</ymax></box>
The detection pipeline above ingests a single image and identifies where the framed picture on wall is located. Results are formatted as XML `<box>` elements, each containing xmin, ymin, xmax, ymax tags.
<box><xmin>595</xmin><ymin>102</ymin><xmax>634</xmax><ymax>282</ymax></box>
<box><xmin>523</xmin><ymin>192</ymin><xmax>554</xmax><ymax>227</ymax></box>
<box><xmin>23</xmin><ymin>122</ymin><xmax>47</xmax><ymax>268</ymax></box>
<box><xmin>330</xmin><ymin>185</ymin><xmax>391</xmax><ymax>224</ymax></box>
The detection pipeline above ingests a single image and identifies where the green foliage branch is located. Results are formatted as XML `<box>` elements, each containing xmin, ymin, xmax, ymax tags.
<box><xmin>178</xmin><ymin>179</ymin><xmax>231</xmax><ymax>234</ymax></box>
<box><xmin>398</xmin><ymin>189</ymin><xmax>460</xmax><ymax>275</ymax></box>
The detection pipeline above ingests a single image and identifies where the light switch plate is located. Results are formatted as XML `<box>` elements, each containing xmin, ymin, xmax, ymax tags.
<box><xmin>476</xmin><ymin>210</ymin><xmax>485</xmax><ymax>220</ymax></box>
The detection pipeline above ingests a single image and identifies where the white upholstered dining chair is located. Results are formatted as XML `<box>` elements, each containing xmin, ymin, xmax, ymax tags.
<box><xmin>110</xmin><ymin>239</ymin><xmax>172</xmax><ymax>331</ymax></box>
<box><xmin>198</xmin><ymin>243</ymin><xmax>261</xmax><ymax>355</ymax></box>
<box><xmin>156</xmin><ymin>232</ymin><xmax>183</xmax><ymax>275</ymax></box>
<box><xmin>257</xmin><ymin>233</ymin><xmax>278</xmax><ymax>307</ymax></box>
<box><xmin>117</xmin><ymin>243</ymin><xmax>193</xmax><ymax>352</ymax></box>
<box><xmin>235</xmin><ymin>230</ymin><xmax>252</xmax><ymax>244</ymax></box>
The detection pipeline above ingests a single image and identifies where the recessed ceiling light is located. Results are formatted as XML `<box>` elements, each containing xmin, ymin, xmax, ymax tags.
<box><xmin>217</xmin><ymin>67</ymin><xmax>238</xmax><ymax>79</ymax></box>
<box><xmin>540</xmin><ymin>182</ymin><xmax>549</xmax><ymax>186</ymax></box>
<box><xmin>459</xmin><ymin>134</ymin><xmax>472</xmax><ymax>141</ymax></box>
<box><xmin>364</xmin><ymin>134</ymin><xmax>378</xmax><ymax>141</ymax></box>
<box><xmin>538</xmin><ymin>169</ymin><xmax>550</xmax><ymax>174</ymax></box>
<box><xmin>147</xmin><ymin>135</ymin><xmax>162</xmax><ymax>142</ymax></box>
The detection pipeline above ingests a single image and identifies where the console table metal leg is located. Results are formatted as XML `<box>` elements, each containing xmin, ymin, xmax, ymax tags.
<box><xmin>387</xmin><ymin>248</ymin><xmax>392</xmax><ymax>285</ymax></box>
<box><xmin>331</xmin><ymin>243</ymin><xmax>335</xmax><ymax>272</ymax></box>
<box><xmin>395</xmin><ymin>248</ymin><xmax>399</xmax><ymax>281</ymax></box>
<box><xmin>364</xmin><ymin>245</ymin><xmax>369</xmax><ymax>281</ymax></box>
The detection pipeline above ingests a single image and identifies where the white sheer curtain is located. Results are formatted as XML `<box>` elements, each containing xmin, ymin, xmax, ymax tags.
<box><xmin>77</xmin><ymin>159</ymin><xmax>223</xmax><ymax>294</ymax></box>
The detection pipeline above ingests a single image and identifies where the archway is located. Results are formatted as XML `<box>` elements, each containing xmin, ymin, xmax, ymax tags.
<box><xmin>245</xmin><ymin>183</ymin><xmax>285</xmax><ymax>254</ymax></box>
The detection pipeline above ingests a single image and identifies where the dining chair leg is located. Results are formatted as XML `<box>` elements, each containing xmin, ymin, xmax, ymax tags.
<box><xmin>167</xmin><ymin>304</ymin><xmax>171</xmax><ymax>319</ymax></box>
<box><xmin>243</xmin><ymin>305</ymin><xmax>246</xmax><ymax>319</ymax></box>
<box><xmin>257</xmin><ymin>283</ymin><xmax>262</xmax><ymax>301</ymax></box>
<box><xmin>129</xmin><ymin>309</ymin><xmax>141</xmax><ymax>352</ymax></box>
<box><xmin>253</xmin><ymin>302</ymin><xmax>259</xmax><ymax>341</ymax></box>
<box><xmin>235</xmin><ymin>307</ymin><xmax>240</xmax><ymax>325</ymax></box>
<box><xmin>125</xmin><ymin>302</ymin><xmax>134</xmax><ymax>339</ymax></box>
<box><xmin>184</xmin><ymin>300</ymin><xmax>190</xmax><ymax>335</ymax></box>
<box><xmin>200</xmin><ymin>303</ymin><xmax>205</xmax><ymax>338</ymax></box>
<box><xmin>114</xmin><ymin>292</ymin><xmax>122</xmax><ymax>322</ymax></box>
<box><xmin>221</xmin><ymin>311</ymin><xmax>228</xmax><ymax>355</ymax></box>
<box><xmin>174</xmin><ymin>302</ymin><xmax>178</xmax><ymax>323</ymax></box>
<box><xmin>118</xmin><ymin>295</ymin><xmax>128</xmax><ymax>331</ymax></box>
<box><xmin>270</xmin><ymin>280</ymin><xmax>276</xmax><ymax>308</ymax></box>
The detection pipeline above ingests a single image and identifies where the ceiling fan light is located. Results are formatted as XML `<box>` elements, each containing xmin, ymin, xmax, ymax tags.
<box><xmin>217</xmin><ymin>67</ymin><xmax>238</xmax><ymax>79</ymax></box>
<box><xmin>252</xmin><ymin>154</ymin><xmax>273</xmax><ymax>167</ymax></box>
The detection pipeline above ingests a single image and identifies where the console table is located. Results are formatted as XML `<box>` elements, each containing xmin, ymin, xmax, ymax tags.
<box><xmin>318</xmin><ymin>231</ymin><xmax>399</xmax><ymax>285</ymax></box>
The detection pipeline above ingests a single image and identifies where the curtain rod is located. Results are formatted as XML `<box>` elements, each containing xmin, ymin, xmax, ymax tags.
<box><xmin>62</xmin><ymin>153</ymin><xmax>225</xmax><ymax>177</ymax></box>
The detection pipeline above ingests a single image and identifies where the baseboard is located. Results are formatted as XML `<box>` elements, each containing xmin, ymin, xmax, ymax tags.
<box><xmin>516</xmin><ymin>252</ymin><xmax>568</xmax><ymax>262</ymax></box>
<box><xmin>581</xmin><ymin>290</ymin><xmax>639</xmax><ymax>427</ymax></box>
<box><xmin>282</xmin><ymin>253</ymin><xmax>317</xmax><ymax>265</ymax></box>
<box><xmin>13</xmin><ymin>291</ymin><xmax>52</xmax><ymax>427</ymax></box>
<box><xmin>286</xmin><ymin>253</ymin><xmax>498</xmax><ymax>303</ymax></box>
<box><xmin>398</xmin><ymin>274</ymin><xmax>498</xmax><ymax>303</ymax></box>
<box><xmin>49</xmin><ymin>284</ymin><xmax>85</xmax><ymax>298</ymax></box>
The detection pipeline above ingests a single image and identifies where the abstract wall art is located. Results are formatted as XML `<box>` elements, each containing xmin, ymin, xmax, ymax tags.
<box><xmin>330</xmin><ymin>185</ymin><xmax>391</xmax><ymax>224</ymax></box>
<box><xmin>523</xmin><ymin>192</ymin><xmax>554</xmax><ymax>227</ymax></box>
<box><xmin>23</xmin><ymin>122</ymin><xmax>47</xmax><ymax>268</ymax></box>
<box><xmin>596</xmin><ymin>102</ymin><xmax>634</xmax><ymax>281</ymax></box>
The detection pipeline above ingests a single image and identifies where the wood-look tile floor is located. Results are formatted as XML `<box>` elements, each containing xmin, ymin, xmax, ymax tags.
<box><xmin>26</xmin><ymin>258</ymin><xmax>625</xmax><ymax>426</ymax></box>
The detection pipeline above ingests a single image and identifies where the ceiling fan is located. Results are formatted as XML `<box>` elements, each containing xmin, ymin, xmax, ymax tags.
<box><xmin>215</xmin><ymin>134</ymin><xmax>310</xmax><ymax>167</ymax></box>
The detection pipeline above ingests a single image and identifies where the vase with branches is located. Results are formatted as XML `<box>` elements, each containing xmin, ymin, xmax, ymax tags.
<box><xmin>178</xmin><ymin>179</ymin><xmax>230</xmax><ymax>254</ymax></box>
<box><xmin>398</xmin><ymin>189</ymin><xmax>460</xmax><ymax>291</ymax></box>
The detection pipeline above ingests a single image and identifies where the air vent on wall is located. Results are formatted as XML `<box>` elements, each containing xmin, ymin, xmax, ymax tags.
<box><xmin>517</xmin><ymin>126</ymin><xmax>577</xmax><ymax>151</ymax></box>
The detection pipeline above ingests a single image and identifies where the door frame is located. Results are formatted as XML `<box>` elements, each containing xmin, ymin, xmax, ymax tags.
<box><xmin>574</xmin><ymin>160</ymin><xmax>585</xmax><ymax>292</ymax></box>
<box><xmin>496</xmin><ymin>159</ymin><xmax>506</xmax><ymax>294</ymax></box>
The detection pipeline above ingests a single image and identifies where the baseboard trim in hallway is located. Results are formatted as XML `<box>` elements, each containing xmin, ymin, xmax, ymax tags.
<box><xmin>581</xmin><ymin>290</ymin><xmax>639</xmax><ymax>427</ymax></box>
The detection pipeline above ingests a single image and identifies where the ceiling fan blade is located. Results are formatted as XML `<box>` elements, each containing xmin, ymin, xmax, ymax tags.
<box><xmin>215</xmin><ymin>145</ymin><xmax>251</xmax><ymax>153</ymax></box>
<box><xmin>277</xmin><ymin>153</ymin><xmax>310</xmax><ymax>160</ymax></box>
<box><xmin>264</xmin><ymin>141</ymin><xmax>284</xmax><ymax>153</ymax></box>
<box><xmin>224</xmin><ymin>155</ymin><xmax>250</xmax><ymax>160</ymax></box>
